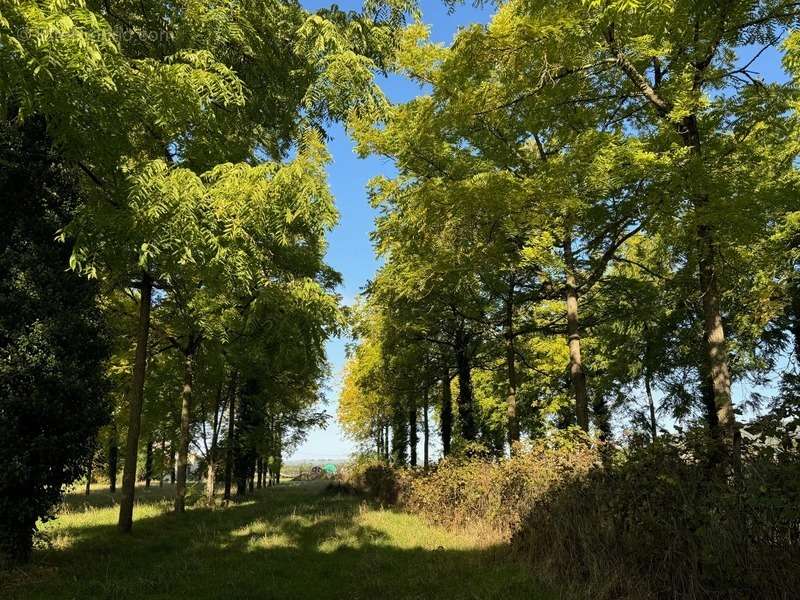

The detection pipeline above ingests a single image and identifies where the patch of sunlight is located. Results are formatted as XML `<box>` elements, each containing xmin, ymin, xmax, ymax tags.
<box><xmin>40</xmin><ymin>501</ymin><xmax>171</xmax><ymax>534</ymax></box>
<box><xmin>227</xmin><ymin>518</ymin><xmax>298</xmax><ymax>551</ymax></box>
<box><xmin>358</xmin><ymin>508</ymin><xmax>485</xmax><ymax>551</ymax></box>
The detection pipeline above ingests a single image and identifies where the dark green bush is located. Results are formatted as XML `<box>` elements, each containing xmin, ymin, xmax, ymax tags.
<box><xmin>0</xmin><ymin>118</ymin><xmax>109</xmax><ymax>565</ymax></box>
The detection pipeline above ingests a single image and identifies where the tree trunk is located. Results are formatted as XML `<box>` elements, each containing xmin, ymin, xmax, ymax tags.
<box><xmin>159</xmin><ymin>437</ymin><xmax>166</xmax><ymax>488</ymax></box>
<box><xmin>564</xmin><ymin>236</ymin><xmax>589</xmax><ymax>431</ymax></box>
<box><xmin>205</xmin><ymin>456</ymin><xmax>216</xmax><ymax>502</ymax></box>
<box><xmin>644</xmin><ymin>370</ymin><xmax>657</xmax><ymax>442</ymax></box>
<box><xmin>505</xmin><ymin>280</ymin><xmax>520</xmax><ymax>451</ymax></box>
<box><xmin>144</xmin><ymin>438</ymin><xmax>153</xmax><ymax>488</ymax></box>
<box><xmin>408</xmin><ymin>394</ymin><xmax>418</xmax><ymax>467</ymax></box>
<box><xmin>205</xmin><ymin>382</ymin><xmax>225</xmax><ymax>503</ymax></box>
<box><xmin>170</xmin><ymin>446</ymin><xmax>176</xmax><ymax>483</ymax></box>
<box><xmin>440</xmin><ymin>368</ymin><xmax>452</xmax><ymax>456</ymax></box>
<box><xmin>175</xmin><ymin>351</ymin><xmax>194</xmax><ymax>513</ymax></box>
<box><xmin>391</xmin><ymin>398</ymin><xmax>408</xmax><ymax>466</ymax></box>
<box><xmin>274</xmin><ymin>434</ymin><xmax>282</xmax><ymax>486</ymax></box>
<box><xmin>85</xmin><ymin>449</ymin><xmax>93</xmax><ymax>496</ymax></box>
<box><xmin>118</xmin><ymin>271</ymin><xmax>153</xmax><ymax>533</ymax></box>
<box><xmin>792</xmin><ymin>277</ymin><xmax>800</xmax><ymax>362</ymax></box>
<box><xmin>108</xmin><ymin>426</ymin><xmax>118</xmax><ymax>493</ymax></box>
<box><xmin>423</xmin><ymin>387</ymin><xmax>430</xmax><ymax>469</ymax></box>
<box><xmin>698</xmin><ymin>222</ymin><xmax>734</xmax><ymax>437</ymax></box>
<box><xmin>223</xmin><ymin>375</ymin><xmax>237</xmax><ymax>501</ymax></box>
<box><xmin>454</xmin><ymin>328</ymin><xmax>477</xmax><ymax>441</ymax></box>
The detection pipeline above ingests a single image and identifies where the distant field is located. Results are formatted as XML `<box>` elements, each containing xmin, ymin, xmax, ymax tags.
<box><xmin>3</xmin><ymin>481</ymin><xmax>554</xmax><ymax>600</ymax></box>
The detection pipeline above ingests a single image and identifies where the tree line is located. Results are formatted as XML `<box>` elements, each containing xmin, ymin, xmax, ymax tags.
<box><xmin>339</xmin><ymin>0</ymin><xmax>800</xmax><ymax>466</ymax></box>
<box><xmin>0</xmin><ymin>0</ymin><xmax>414</xmax><ymax>564</ymax></box>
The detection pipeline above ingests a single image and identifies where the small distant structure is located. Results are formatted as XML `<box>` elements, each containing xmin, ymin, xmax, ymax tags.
<box><xmin>291</xmin><ymin>463</ymin><xmax>337</xmax><ymax>481</ymax></box>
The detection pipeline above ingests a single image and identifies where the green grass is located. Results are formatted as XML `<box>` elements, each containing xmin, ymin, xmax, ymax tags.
<box><xmin>3</xmin><ymin>481</ymin><xmax>554</xmax><ymax>600</ymax></box>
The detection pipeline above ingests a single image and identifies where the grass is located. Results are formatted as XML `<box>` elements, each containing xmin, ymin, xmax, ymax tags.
<box><xmin>2</xmin><ymin>481</ymin><xmax>555</xmax><ymax>600</ymax></box>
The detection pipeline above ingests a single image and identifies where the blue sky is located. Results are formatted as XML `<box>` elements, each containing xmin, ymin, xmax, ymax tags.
<box><xmin>290</xmin><ymin>1</ymin><xmax>493</xmax><ymax>459</ymax></box>
<box><xmin>288</xmin><ymin>2</ymin><xmax>790</xmax><ymax>460</ymax></box>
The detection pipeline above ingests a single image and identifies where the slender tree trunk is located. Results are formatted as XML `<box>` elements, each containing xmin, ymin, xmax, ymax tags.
<box><xmin>224</xmin><ymin>374</ymin><xmax>238</xmax><ymax>501</ymax></box>
<box><xmin>175</xmin><ymin>350</ymin><xmax>194</xmax><ymax>513</ymax></box>
<box><xmin>85</xmin><ymin>448</ymin><xmax>93</xmax><ymax>496</ymax></box>
<box><xmin>440</xmin><ymin>368</ymin><xmax>452</xmax><ymax>456</ymax></box>
<box><xmin>274</xmin><ymin>433</ymin><xmax>282</xmax><ymax>486</ymax></box>
<box><xmin>408</xmin><ymin>394</ymin><xmax>418</xmax><ymax>467</ymax></box>
<box><xmin>423</xmin><ymin>387</ymin><xmax>430</xmax><ymax>469</ymax></box>
<box><xmin>644</xmin><ymin>370</ymin><xmax>657</xmax><ymax>442</ymax></box>
<box><xmin>564</xmin><ymin>236</ymin><xmax>589</xmax><ymax>431</ymax></box>
<box><xmin>144</xmin><ymin>438</ymin><xmax>153</xmax><ymax>488</ymax></box>
<box><xmin>159</xmin><ymin>437</ymin><xmax>165</xmax><ymax>488</ymax></box>
<box><xmin>118</xmin><ymin>272</ymin><xmax>153</xmax><ymax>533</ymax></box>
<box><xmin>205</xmin><ymin>383</ymin><xmax>224</xmax><ymax>503</ymax></box>
<box><xmin>108</xmin><ymin>425</ymin><xmax>118</xmax><ymax>493</ymax></box>
<box><xmin>505</xmin><ymin>280</ymin><xmax>520</xmax><ymax>451</ymax></box>
<box><xmin>792</xmin><ymin>277</ymin><xmax>800</xmax><ymax>362</ymax></box>
<box><xmin>454</xmin><ymin>328</ymin><xmax>477</xmax><ymax>441</ymax></box>
<box><xmin>391</xmin><ymin>399</ymin><xmax>408</xmax><ymax>466</ymax></box>
<box><xmin>170</xmin><ymin>445</ymin><xmax>176</xmax><ymax>483</ymax></box>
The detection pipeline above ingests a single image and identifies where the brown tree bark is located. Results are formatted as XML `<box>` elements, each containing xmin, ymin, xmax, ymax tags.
<box><xmin>408</xmin><ymin>394</ymin><xmax>418</xmax><ymax>467</ymax></box>
<box><xmin>108</xmin><ymin>426</ymin><xmax>118</xmax><ymax>493</ymax></box>
<box><xmin>118</xmin><ymin>271</ymin><xmax>153</xmax><ymax>533</ymax></box>
<box><xmin>440</xmin><ymin>367</ymin><xmax>453</xmax><ymax>456</ymax></box>
<box><xmin>175</xmin><ymin>350</ymin><xmax>195</xmax><ymax>513</ymax></box>
<box><xmin>454</xmin><ymin>328</ymin><xmax>477</xmax><ymax>441</ymax></box>
<box><xmin>644</xmin><ymin>370</ymin><xmax>658</xmax><ymax>442</ymax></box>
<box><xmin>144</xmin><ymin>438</ymin><xmax>153</xmax><ymax>488</ymax></box>
<box><xmin>85</xmin><ymin>449</ymin><xmax>93</xmax><ymax>496</ymax></box>
<box><xmin>223</xmin><ymin>373</ymin><xmax>238</xmax><ymax>502</ymax></box>
<box><xmin>564</xmin><ymin>236</ymin><xmax>589</xmax><ymax>431</ymax></box>
<box><xmin>505</xmin><ymin>279</ymin><xmax>520</xmax><ymax>450</ymax></box>
<box><xmin>423</xmin><ymin>387</ymin><xmax>430</xmax><ymax>469</ymax></box>
<box><xmin>159</xmin><ymin>437</ymin><xmax>166</xmax><ymax>488</ymax></box>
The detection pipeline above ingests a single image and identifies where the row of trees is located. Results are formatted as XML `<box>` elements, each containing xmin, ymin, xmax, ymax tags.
<box><xmin>339</xmin><ymin>0</ymin><xmax>800</xmax><ymax>464</ymax></box>
<box><xmin>1</xmin><ymin>0</ymin><xmax>414</xmax><ymax>563</ymax></box>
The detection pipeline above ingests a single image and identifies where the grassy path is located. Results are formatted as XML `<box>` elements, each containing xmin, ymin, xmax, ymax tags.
<box><xmin>3</xmin><ymin>481</ymin><xmax>553</xmax><ymax>600</ymax></box>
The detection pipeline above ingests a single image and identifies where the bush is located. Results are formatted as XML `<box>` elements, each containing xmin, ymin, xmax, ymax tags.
<box><xmin>404</xmin><ymin>430</ymin><xmax>599</xmax><ymax>535</ymax></box>
<box><xmin>339</xmin><ymin>454</ymin><xmax>406</xmax><ymax>504</ymax></box>
<box><xmin>513</xmin><ymin>430</ymin><xmax>800</xmax><ymax>599</ymax></box>
<box><xmin>0</xmin><ymin>119</ymin><xmax>109</xmax><ymax>565</ymax></box>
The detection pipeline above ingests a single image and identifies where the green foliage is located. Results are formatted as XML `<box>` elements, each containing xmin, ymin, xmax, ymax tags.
<box><xmin>0</xmin><ymin>118</ymin><xmax>109</xmax><ymax>564</ymax></box>
<box><xmin>514</xmin><ymin>430</ymin><xmax>800</xmax><ymax>599</ymax></box>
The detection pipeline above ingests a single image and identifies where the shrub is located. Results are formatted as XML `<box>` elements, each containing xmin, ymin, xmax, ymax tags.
<box><xmin>512</xmin><ymin>431</ymin><xmax>800</xmax><ymax>599</ymax></box>
<box><xmin>339</xmin><ymin>453</ymin><xmax>407</xmax><ymax>505</ymax></box>
<box><xmin>404</xmin><ymin>429</ymin><xmax>599</xmax><ymax>535</ymax></box>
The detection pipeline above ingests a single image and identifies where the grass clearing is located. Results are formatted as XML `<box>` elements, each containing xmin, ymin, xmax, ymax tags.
<box><xmin>2</xmin><ymin>481</ymin><xmax>554</xmax><ymax>600</ymax></box>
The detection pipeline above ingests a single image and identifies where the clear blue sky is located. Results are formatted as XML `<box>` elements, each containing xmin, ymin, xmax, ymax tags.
<box><xmin>288</xmin><ymin>2</ymin><xmax>790</xmax><ymax>460</ymax></box>
<box><xmin>289</xmin><ymin>1</ymin><xmax>493</xmax><ymax>460</ymax></box>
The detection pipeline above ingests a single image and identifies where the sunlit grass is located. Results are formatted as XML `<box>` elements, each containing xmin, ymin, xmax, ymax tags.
<box><xmin>4</xmin><ymin>481</ymin><xmax>554</xmax><ymax>600</ymax></box>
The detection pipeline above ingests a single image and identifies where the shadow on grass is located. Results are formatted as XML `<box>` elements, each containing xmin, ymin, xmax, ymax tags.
<box><xmin>4</xmin><ymin>482</ymin><xmax>554</xmax><ymax>600</ymax></box>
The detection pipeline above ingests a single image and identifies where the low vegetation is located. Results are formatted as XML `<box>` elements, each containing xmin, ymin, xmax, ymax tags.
<box><xmin>342</xmin><ymin>427</ymin><xmax>800</xmax><ymax>599</ymax></box>
<box><xmin>1</xmin><ymin>481</ymin><xmax>553</xmax><ymax>600</ymax></box>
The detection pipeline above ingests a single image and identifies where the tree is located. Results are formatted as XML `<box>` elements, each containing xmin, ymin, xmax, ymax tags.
<box><xmin>0</xmin><ymin>118</ymin><xmax>108</xmax><ymax>563</ymax></box>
